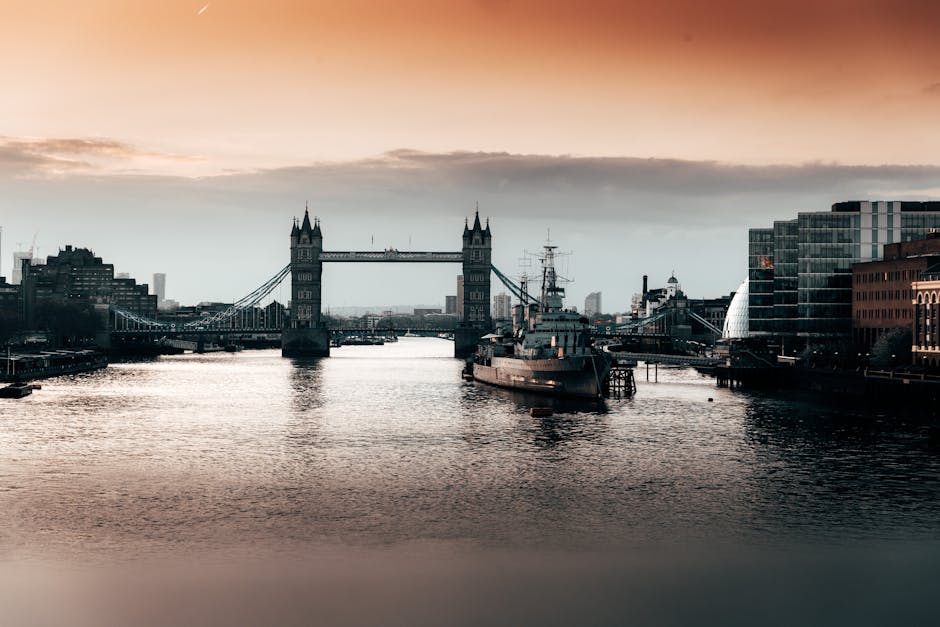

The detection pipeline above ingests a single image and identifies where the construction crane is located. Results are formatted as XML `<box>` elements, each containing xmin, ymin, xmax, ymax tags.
<box><xmin>491</xmin><ymin>265</ymin><xmax>541</xmax><ymax>307</ymax></box>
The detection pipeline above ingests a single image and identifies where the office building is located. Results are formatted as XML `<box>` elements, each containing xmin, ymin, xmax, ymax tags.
<box><xmin>584</xmin><ymin>291</ymin><xmax>602</xmax><ymax>318</ymax></box>
<box><xmin>748</xmin><ymin>201</ymin><xmax>940</xmax><ymax>349</ymax></box>
<box><xmin>492</xmin><ymin>292</ymin><xmax>511</xmax><ymax>321</ymax></box>
<box><xmin>456</xmin><ymin>275</ymin><xmax>464</xmax><ymax>321</ymax></box>
<box><xmin>11</xmin><ymin>251</ymin><xmax>33</xmax><ymax>285</ymax></box>
<box><xmin>21</xmin><ymin>246</ymin><xmax>156</xmax><ymax>325</ymax></box>
<box><xmin>445</xmin><ymin>295</ymin><xmax>457</xmax><ymax>315</ymax></box>
<box><xmin>153</xmin><ymin>273</ymin><xmax>166</xmax><ymax>301</ymax></box>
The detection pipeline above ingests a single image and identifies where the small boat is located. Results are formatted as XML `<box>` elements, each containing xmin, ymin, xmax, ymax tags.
<box><xmin>530</xmin><ymin>407</ymin><xmax>553</xmax><ymax>417</ymax></box>
<box><xmin>0</xmin><ymin>382</ymin><xmax>33</xmax><ymax>399</ymax></box>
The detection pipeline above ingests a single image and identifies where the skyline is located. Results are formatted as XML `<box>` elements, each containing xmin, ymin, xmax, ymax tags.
<box><xmin>3</xmin><ymin>0</ymin><xmax>940</xmax><ymax>306</ymax></box>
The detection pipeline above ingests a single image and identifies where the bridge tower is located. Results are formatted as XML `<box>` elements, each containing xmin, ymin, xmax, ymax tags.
<box><xmin>455</xmin><ymin>211</ymin><xmax>492</xmax><ymax>357</ymax></box>
<box><xmin>282</xmin><ymin>208</ymin><xmax>330</xmax><ymax>357</ymax></box>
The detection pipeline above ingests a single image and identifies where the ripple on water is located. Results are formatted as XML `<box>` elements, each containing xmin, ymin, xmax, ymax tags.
<box><xmin>1</xmin><ymin>338</ymin><xmax>939</xmax><ymax>561</ymax></box>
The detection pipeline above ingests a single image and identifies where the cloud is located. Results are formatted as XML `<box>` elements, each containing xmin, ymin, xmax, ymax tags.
<box><xmin>0</xmin><ymin>136</ymin><xmax>202</xmax><ymax>176</ymax></box>
<box><xmin>5</xmin><ymin>146</ymin><xmax>940</xmax><ymax>305</ymax></box>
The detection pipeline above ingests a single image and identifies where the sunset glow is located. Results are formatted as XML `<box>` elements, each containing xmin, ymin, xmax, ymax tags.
<box><xmin>2</xmin><ymin>0</ymin><xmax>940</xmax><ymax>176</ymax></box>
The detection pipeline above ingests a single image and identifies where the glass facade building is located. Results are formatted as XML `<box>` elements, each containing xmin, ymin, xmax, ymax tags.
<box><xmin>748</xmin><ymin>201</ymin><xmax>940</xmax><ymax>345</ymax></box>
<box><xmin>721</xmin><ymin>279</ymin><xmax>749</xmax><ymax>339</ymax></box>
<box><xmin>747</xmin><ymin>228</ymin><xmax>774</xmax><ymax>335</ymax></box>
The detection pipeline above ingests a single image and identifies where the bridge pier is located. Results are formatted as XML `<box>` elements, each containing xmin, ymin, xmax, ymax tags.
<box><xmin>282</xmin><ymin>327</ymin><xmax>330</xmax><ymax>358</ymax></box>
<box><xmin>454</xmin><ymin>326</ymin><xmax>485</xmax><ymax>358</ymax></box>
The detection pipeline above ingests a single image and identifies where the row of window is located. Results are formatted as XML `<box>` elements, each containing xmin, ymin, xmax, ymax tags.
<box><xmin>855</xmin><ymin>269</ymin><xmax>920</xmax><ymax>284</ymax></box>
<box><xmin>855</xmin><ymin>308</ymin><xmax>912</xmax><ymax>321</ymax></box>
<box><xmin>855</xmin><ymin>289</ymin><xmax>914</xmax><ymax>301</ymax></box>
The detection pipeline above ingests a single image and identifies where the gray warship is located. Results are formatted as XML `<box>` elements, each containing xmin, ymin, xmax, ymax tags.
<box><xmin>471</xmin><ymin>244</ymin><xmax>613</xmax><ymax>398</ymax></box>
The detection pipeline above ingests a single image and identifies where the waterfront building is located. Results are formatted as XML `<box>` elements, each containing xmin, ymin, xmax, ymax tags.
<box><xmin>913</xmin><ymin>269</ymin><xmax>940</xmax><ymax>368</ymax></box>
<box><xmin>21</xmin><ymin>246</ymin><xmax>156</xmax><ymax>326</ymax></box>
<box><xmin>414</xmin><ymin>308</ymin><xmax>443</xmax><ymax>317</ymax></box>
<box><xmin>584</xmin><ymin>291</ymin><xmax>602</xmax><ymax>318</ymax></box>
<box><xmin>852</xmin><ymin>233</ymin><xmax>940</xmax><ymax>352</ymax></box>
<box><xmin>492</xmin><ymin>292</ymin><xmax>512</xmax><ymax>321</ymax></box>
<box><xmin>445</xmin><ymin>295</ymin><xmax>457</xmax><ymax>315</ymax></box>
<box><xmin>722</xmin><ymin>279</ymin><xmax>750</xmax><ymax>339</ymax></box>
<box><xmin>748</xmin><ymin>201</ymin><xmax>940</xmax><ymax>351</ymax></box>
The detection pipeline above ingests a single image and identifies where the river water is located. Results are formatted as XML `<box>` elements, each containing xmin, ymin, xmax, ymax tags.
<box><xmin>1</xmin><ymin>338</ymin><xmax>939</xmax><ymax>626</ymax></box>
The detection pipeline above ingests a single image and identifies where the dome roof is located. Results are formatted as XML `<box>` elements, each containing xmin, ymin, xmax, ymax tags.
<box><xmin>721</xmin><ymin>279</ymin><xmax>749</xmax><ymax>339</ymax></box>
<box><xmin>667</xmin><ymin>274</ymin><xmax>678</xmax><ymax>284</ymax></box>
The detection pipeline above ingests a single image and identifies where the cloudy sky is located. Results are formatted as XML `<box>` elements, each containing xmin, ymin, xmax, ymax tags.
<box><xmin>3</xmin><ymin>0</ymin><xmax>940</xmax><ymax>310</ymax></box>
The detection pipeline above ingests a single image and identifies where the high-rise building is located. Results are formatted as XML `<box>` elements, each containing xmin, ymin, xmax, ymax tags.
<box><xmin>584</xmin><ymin>291</ymin><xmax>602</xmax><ymax>317</ymax></box>
<box><xmin>456</xmin><ymin>275</ymin><xmax>464</xmax><ymax>321</ymax></box>
<box><xmin>492</xmin><ymin>292</ymin><xmax>511</xmax><ymax>321</ymax></box>
<box><xmin>11</xmin><ymin>251</ymin><xmax>32</xmax><ymax>285</ymax></box>
<box><xmin>748</xmin><ymin>201</ymin><xmax>940</xmax><ymax>348</ymax></box>
<box><xmin>445</xmin><ymin>295</ymin><xmax>457</xmax><ymax>315</ymax></box>
<box><xmin>153</xmin><ymin>273</ymin><xmax>166</xmax><ymax>303</ymax></box>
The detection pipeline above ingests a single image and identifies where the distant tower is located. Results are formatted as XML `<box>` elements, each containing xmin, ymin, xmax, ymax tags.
<box><xmin>282</xmin><ymin>208</ymin><xmax>330</xmax><ymax>357</ymax></box>
<box><xmin>455</xmin><ymin>211</ymin><xmax>492</xmax><ymax>356</ymax></box>
<box><xmin>152</xmin><ymin>273</ymin><xmax>166</xmax><ymax>304</ymax></box>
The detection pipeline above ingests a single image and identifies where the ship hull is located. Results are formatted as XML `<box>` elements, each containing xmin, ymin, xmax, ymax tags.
<box><xmin>472</xmin><ymin>355</ymin><xmax>611</xmax><ymax>399</ymax></box>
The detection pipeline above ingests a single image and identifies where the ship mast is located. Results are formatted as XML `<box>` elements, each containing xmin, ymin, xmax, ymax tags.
<box><xmin>540</xmin><ymin>245</ymin><xmax>565</xmax><ymax>311</ymax></box>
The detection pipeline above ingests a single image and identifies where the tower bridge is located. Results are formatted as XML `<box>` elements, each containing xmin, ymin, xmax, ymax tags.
<box><xmin>108</xmin><ymin>210</ymin><xmax>496</xmax><ymax>358</ymax></box>
<box><xmin>283</xmin><ymin>209</ymin><xmax>492</xmax><ymax>357</ymax></box>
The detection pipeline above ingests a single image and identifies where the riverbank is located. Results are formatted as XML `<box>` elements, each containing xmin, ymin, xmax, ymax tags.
<box><xmin>715</xmin><ymin>364</ymin><xmax>940</xmax><ymax>412</ymax></box>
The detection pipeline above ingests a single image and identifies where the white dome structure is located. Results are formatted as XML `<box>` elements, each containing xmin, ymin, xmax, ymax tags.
<box><xmin>721</xmin><ymin>279</ymin><xmax>749</xmax><ymax>339</ymax></box>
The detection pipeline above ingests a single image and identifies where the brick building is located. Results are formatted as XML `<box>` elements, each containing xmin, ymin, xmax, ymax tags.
<box><xmin>853</xmin><ymin>233</ymin><xmax>940</xmax><ymax>352</ymax></box>
<box><xmin>913</xmin><ymin>269</ymin><xmax>940</xmax><ymax>368</ymax></box>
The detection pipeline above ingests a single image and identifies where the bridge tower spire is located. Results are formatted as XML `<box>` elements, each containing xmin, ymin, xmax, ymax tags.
<box><xmin>282</xmin><ymin>207</ymin><xmax>330</xmax><ymax>357</ymax></box>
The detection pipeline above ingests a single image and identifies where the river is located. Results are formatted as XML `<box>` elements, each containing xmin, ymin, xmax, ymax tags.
<box><xmin>1</xmin><ymin>338</ymin><xmax>938</xmax><ymax>626</ymax></box>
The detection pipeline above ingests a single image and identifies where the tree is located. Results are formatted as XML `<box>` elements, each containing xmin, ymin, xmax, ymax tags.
<box><xmin>870</xmin><ymin>328</ymin><xmax>912</xmax><ymax>370</ymax></box>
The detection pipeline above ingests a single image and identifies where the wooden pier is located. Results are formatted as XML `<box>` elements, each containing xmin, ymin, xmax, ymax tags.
<box><xmin>603</xmin><ymin>365</ymin><xmax>637</xmax><ymax>398</ymax></box>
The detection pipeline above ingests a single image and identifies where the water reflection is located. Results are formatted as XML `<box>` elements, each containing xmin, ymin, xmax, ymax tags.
<box><xmin>741</xmin><ymin>392</ymin><xmax>940</xmax><ymax>542</ymax></box>
<box><xmin>2</xmin><ymin>341</ymin><xmax>940</xmax><ymax>563</ymax></box>
<box><xmin>287</xmin><ymin>357</ymin><xmax>325</xmax><ymax>413</ymax></box>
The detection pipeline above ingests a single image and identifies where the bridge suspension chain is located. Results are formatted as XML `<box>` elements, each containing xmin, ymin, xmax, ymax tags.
<box><xmin>111</xmin><ymin>263</ymin><xmax>291</xmax><ymax>331</ymax></box>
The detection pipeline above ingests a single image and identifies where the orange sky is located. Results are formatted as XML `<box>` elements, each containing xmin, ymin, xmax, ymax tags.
<box><xmin>2</xmin><ymin>0</ymin><xmax>940</xmax><ymax>174</ymax></box>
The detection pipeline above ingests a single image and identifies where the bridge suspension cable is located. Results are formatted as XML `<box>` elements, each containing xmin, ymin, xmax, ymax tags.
<box><xmin>111</xmin><ymin>264</ymin><xmax>291</xmax><ymax>331</ymax></box>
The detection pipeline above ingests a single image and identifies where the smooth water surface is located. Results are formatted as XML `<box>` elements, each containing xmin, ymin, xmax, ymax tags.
<box><xmin>1</xmin><ymin>338</ymin><xmax>938</xmax><ymax>625</ymax></box>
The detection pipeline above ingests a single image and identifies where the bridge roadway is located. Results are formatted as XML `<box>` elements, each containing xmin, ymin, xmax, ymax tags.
<box><xmin>319</xmin><ymin>251</ymin><xmax>464</xmax><ymax>263</ymax></box>
<box><xmin>111</xmin><ymin>327</ymin><xmax>453</xmax><ymax>337</ymax></box>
